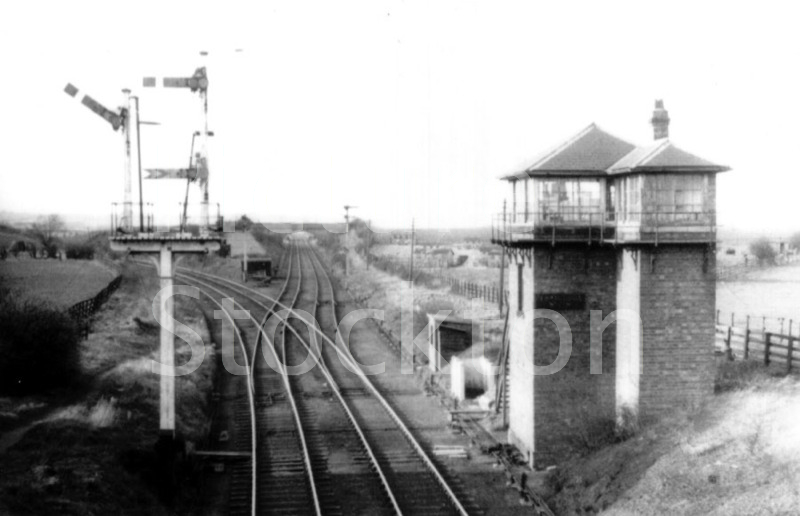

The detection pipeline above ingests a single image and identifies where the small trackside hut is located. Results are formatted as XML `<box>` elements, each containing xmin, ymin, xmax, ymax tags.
<box><xmin>492</xmin><ymin>100</ymin><xmax>730</xmax><ymax>468</ymax></box>
<box><xmin>242</xmin><ymin>257</ymin><xmax>272</xmax><ymax>284</ymax></box>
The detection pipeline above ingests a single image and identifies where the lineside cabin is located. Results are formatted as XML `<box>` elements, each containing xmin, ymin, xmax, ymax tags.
<box><xmin>242</xmin><ymin>258</ymin><xmax>272</xmax><ymax>284</ymax></box>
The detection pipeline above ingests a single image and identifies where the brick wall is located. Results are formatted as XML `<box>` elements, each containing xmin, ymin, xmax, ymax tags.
<box><xmin>532</xmin><ymin>246</ymin><xmax>617</xmax><ymax>466</ymax></box>
<box><xmin>505</xmin><ymin>243</ymin><xmax>715</xmax><ymax>468</ymax></box>
<box><xmin>638</xmin><ymin>245</ymin><xmax>716</xmax><ymax>416</ymax></box>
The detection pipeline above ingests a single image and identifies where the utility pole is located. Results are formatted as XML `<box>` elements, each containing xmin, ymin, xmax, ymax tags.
<box><xmin>500</xmin><ymin>199</ymin><xmax>507</xmax><ymax>312</ymax></box>
<box><xmin>367</xmin><ymin>219</ymin><xmax>372</xmax><ymax>271</ymax></box>
<box><xmin>410</xmin><ymin>218</ymin><xmax>415</xmax><ymax>282</ymax></box>
<box><xmin>345</xmin><ymin>208</ymin><xmax>350</xmax><ymax>278</ymax></box>
<box><xmin>243</xmin><ymin>233</ymin><xmax>248</xmax><ymax>282</ymax></box>
<box><xmin>344</xmin><ymin>205</ymin><xmax>357</xmax><ymax>277</ymax></box>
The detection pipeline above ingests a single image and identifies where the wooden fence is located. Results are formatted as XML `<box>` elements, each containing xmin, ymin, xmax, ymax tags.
<box><xmin>67</xmin><ymin>275</ymin><xmax>122</xmax><ymax>338</ymax></box>
<box><xmin>716</xmin><ymin>311</ymin><xmax>797</xmax><ymax>372</ymax></box>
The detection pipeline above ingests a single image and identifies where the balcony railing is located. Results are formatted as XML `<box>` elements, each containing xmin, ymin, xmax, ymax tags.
<box><xmin>492</xmin><ymin>207</ymin><xmax>715</xmax><ymax>245</ymax></box>
<box><xmin>110</xmin><ymin>202</ymin><xmax>224</xmax><ymax>236</ymax></box>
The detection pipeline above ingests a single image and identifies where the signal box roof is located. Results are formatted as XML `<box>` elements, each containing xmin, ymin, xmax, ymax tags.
<box><xmin>608</xmin><ymin>139</ymin><xmax>731</xmax><ymax>174</ymax></box>
<box><xmin>502</xmin><ymin>124</ymin><xmax>636</xmax><ymax>180</ymax></box>
<box><xmin>502</xmin><ymin>123</ymin><xmax>729</xmax><ymax>180</ymax></box>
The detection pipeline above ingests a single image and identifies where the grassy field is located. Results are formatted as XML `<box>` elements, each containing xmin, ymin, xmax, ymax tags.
<box><xmin>0</xmin><ymin>260</ymin><xmax>117</xmax><ymax>308</ymax></box>
<box><xmin>372</xmin><ymin>243</ymin><xmax>800</xmax><ymax>330</ymax></box>
<box><xmin>717</xmin><ymin>261</ymin><xmax>800</xmax><ymax>330</ymax></box>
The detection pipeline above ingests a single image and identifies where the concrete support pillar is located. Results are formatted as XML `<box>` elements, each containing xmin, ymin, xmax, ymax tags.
<box><xmin>451</xmin><ymin>357</ymin><xmax>465</xmax><ymax>401</ymax></box>
<box><xmin>615</xmin><ymin>249</ymin><xmax>641</xmax><ymax>421</ymax></box>
<box><xmin>159</xmin><ymin>246</ymin><xmax>175</xmax><ymax>437</ymax></box>
<box><xmin>507</xmin><ymin>255</ymin><xmax>535</xmax><ymax>467</ymax></box>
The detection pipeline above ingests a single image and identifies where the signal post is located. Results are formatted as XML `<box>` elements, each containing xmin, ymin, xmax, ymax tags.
<box><xmin>110</xmin><ymin>233</ymin><xmax>221</xmax><ymax>442</ymax></box>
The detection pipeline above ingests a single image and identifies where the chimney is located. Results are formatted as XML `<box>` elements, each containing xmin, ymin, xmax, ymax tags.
<box><xmin>651</xmin><ymin>99</ymin><xmax>670</xmax><ymax>140</ymax></box>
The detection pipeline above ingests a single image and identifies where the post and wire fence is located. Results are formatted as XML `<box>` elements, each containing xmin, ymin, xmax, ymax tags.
<box><xmin>365</xmin><ymin>253</ymin><xmax>508</xmax><ymax>305</ymax></box>
<box><xmin>67</xmin><ymin>275</ymin><xmax>123</xmax><ymax>338</ymax></box>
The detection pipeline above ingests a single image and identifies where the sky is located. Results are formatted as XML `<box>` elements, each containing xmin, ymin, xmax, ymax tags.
<box><xmin>0</xmin><ymin>1</ymin><xmax>799</xmax><ymax>232</ymax></box>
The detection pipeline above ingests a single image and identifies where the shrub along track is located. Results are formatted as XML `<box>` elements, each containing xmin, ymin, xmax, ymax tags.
<box><xmin>178</xmin><ymin>242</ymin><xmax>480</xmax><ymax>515</ymax></box>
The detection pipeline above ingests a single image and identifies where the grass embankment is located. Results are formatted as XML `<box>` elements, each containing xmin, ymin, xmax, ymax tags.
<box><xmin>545</xmin><ymin>361</ymin><xmax>800</xmax><ymax>515</ymax></box>
<box><xmin>316</xmin><ymin>244</ymin><xmax>505</xmax><ymax>404</ymax></box>
<box><xmin>0</xmin><ymin>261</ymin><xmax>216</xmax><ymax>515</ymax></box>
<box><xmin>0</xmin><ymin>259</ymin><xmax>117</xmax><ymax>308</ymax></box>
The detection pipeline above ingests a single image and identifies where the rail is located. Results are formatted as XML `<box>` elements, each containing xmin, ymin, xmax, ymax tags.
<box><xmin>193</xmin><ymin>290</ymin><xmax>259</xmax><ymax>516</ymax></box>
<box><xmin>308</xmin><ymin>245</ymin><xmax>472</xmax><ymax>515</ymax></box>
<box><xmin>132</xmin><ymin>259</ymin><xmax>264</xmax><ymax>516</ymax></box>
<box><xmin>182</xmin><ymin>248</ymin><xmax>395</xmax><ymax>513</ymax></box>
<box><xmin>180</xmin><ymin>245</ymin><xmax>326</xmax><ymax>516</ymax></box>
<box><xmin>185</xmin><ymin>246</ymin><xmax>472</xmax><ymax>515</ymax></box>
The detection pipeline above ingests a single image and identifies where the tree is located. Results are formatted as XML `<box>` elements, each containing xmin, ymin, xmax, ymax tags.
<box><xmin>30</xmin><ymin>214</ymin><xmax>65</xmax><ymax>257</ymax></box>
<box><xmin>238</xmin><ymin>215</ymin><xmax>254</xmax><ymax>231</ymax></box>
<box><xmin>749</xmin><ymin>237</ymin><xmax>777</xmax><ymax>265</ymax></box>
<box><xmin>788</xmin><ymin>231</ymin><xmax>800</xmax><ymax>252</ymax></box>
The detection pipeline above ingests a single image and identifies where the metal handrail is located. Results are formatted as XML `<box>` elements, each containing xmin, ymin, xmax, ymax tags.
<box><xmin>110</xmin><ymin>202</ymin><xmax>223</xmax><ymax>235</ymax></box>
<box><xmin>492</xmin><ymin>208</ymin><xmax>715</xmax><ymax>241</ymax></box>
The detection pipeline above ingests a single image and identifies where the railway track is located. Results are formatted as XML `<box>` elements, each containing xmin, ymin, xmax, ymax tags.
<box><xmin>178</xmin><ymin>241</ymin><xmax>478</xmax><ymax>515</ymax></box>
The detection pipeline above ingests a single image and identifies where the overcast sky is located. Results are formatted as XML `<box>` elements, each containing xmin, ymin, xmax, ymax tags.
<box><xmin>1</xmin><ymin>1</ymin><xmax>798</xmax><ymax>231</ymax></box>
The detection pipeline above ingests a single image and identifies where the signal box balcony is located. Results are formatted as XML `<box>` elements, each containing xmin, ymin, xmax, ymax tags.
<box><xmin>491</xmin><ymin>206</ymin><xmax>716</xmax><ymax>246</ymax></box>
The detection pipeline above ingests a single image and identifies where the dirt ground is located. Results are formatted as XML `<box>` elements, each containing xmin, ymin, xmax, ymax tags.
<box><xmin>0</xmin><ymin>261</ymin><xmax>216</xmax><ymax>515</ymax></box>
<box><xmin>545</xmin><ymin>362</ymin><xmax>800</xmax><ymax>515</ymax></box>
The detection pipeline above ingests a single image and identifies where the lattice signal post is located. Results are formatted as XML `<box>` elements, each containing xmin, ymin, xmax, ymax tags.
<box><xmin>110</xmin><ymin>233</ymin><xmax>221</xmax><ymax>442</ymax></box>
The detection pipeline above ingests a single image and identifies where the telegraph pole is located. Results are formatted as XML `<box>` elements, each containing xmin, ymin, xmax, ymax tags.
<box><xmin>367</xmin><ymin>219</ymin><xmax>372</xmax><ymax>271</ymax></box>
<box><xmin>343</xmin><ymin>205</ymin><xmax>357</xmax><ymax>277</ymax></box>
<box><xmin>410</xmin><ymin>218</ymin><xmax>415</xmax><ymax>282</ymax></box>
<box><xmin>499</xmin><ymin>199</ymin><xmax>506</xmax><ymax>312</ymax></box>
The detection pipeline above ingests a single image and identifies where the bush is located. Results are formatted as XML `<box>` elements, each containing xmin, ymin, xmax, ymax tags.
<box><xmin>569</xmin><ymin>415</ymin><xmax>621</xmax><ymax>455</ymax></box>
<box><xmin>217</xmin><ymin>242</ymin><xmax>231</xmax><ymax>258</ymax></box>
<box><xmin>749</xmin><ymin>238</ymin><xmax>776</xmax><ymax>265</ymax></box>
<box><xmin>715</xmin><ymin>359</ymin><xmax>780</xmax><ymax>393</ymax></box>
<box><xmin>65</xmin><ymin>240</ymin><xmax>96</xmax><ymax>260</ymax></box>
<box><xmin>0</xmin><ymin>290</ymin><xmax>82</xmax><ymax>394</ymax></box>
